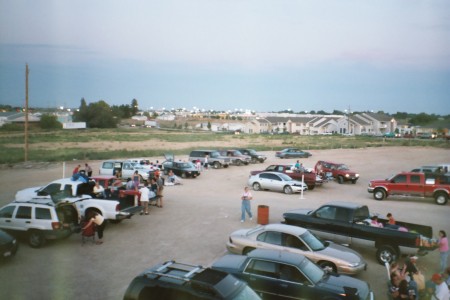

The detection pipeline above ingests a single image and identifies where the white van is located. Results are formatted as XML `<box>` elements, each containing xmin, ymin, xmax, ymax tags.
<box><xmin>99</xmin><ymin>160</ymin><xmax>149</xmax><ymax>180</ymax></box>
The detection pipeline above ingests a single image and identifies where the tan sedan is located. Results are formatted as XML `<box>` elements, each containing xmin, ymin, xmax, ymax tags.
<box><xmin>226</xmin><ymin>223</ymin><xmax>367</xmax><ymax>275</ymax></box>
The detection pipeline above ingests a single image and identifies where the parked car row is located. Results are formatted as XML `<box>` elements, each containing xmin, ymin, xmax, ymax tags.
<box><xmin>188</xmin><ymin>149</ymin><xmax>267</xmax><ymax>169</ymax></box>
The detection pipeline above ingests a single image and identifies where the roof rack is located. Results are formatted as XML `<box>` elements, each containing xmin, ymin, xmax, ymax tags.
<box><xmin>144</xmin><ymin>261</ymin><xmax>204</xmax><ymax>282</ymax></box>
<box><xmin>13</xmin><ymin>198</ymin><xmax>55</xmax><ymax>206</ymax></box>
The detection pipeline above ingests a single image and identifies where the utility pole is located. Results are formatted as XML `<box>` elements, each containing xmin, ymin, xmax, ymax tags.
<box><xmin>24</xmin><ymin>64</ymin><xmax>29</xmax><ymax>162</ymax></box>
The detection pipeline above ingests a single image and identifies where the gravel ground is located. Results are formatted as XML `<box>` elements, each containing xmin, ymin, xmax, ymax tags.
<box><xmin>0</xmin><ymin>146</ymin><xmax>449</xmax><ymax>300</ymax></box>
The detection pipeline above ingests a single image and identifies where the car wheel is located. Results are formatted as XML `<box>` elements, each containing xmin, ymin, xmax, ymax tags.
<box><xmin>28</xmin><ymin>230</ymin><xmax>45</xmax><ymax>248</ymax></box>
<box><xmin>283</xmin><ymin>185</ymin><xmax>293</xmax><ymax>194</ymax></box>
<box><xmin>213</xmin><ymin>161</ymin><xmax>221</xmax><ymax>169</ymax></box>
<box><xmin>373</xmin><ymin>188</ymin><xmax>386</xmax><ymax>201</ymax></box>
<box><xmin>337</xmin><ymin>176</ymin><xmax>344</xmax><ymax>184</ymax></box>
<box><xmin>435</xmin><ymin>192</ymin><xmax>448</xmax><ymax>205</ymax></box>
<box><xmin>236</xmin><ymin>160</ymin><xmax>242</xmax><ymax>166</ymax></box>
<box><xmin>243</xmin><ymin>247</ymin><xmax>256</xmax><ymax>255</ymax></box>
<box><xmin>376</xmin><ymin>245</ymin><xmax>398</xmax><ymax>265</ymax></box>
<box><xmin>307</xmin><ymin>185</ymin><xmax>315</xmax><ymax>190</ymax></box>
<box><xmin>252</xmin><ymin>182</ymin><xmax>261</xmax><ymax>191</ymax></box>
<box><xmin>251</xmin><ymin>158</ymin><xmax>258</xmax><ymax>163</ymax></box>
<box><xmin>351</xmin><ymin>179</ymin><xmax>357</xmax><ymax>184</ymax></box>
<box><xmin>318</xmin><ymin>261</ymin><xmax>337</xmax><ymax>273</ymax></box>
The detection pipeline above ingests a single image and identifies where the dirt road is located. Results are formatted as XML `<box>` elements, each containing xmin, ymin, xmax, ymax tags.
<box><xmin>0</xmin><ymin>146</ymin><xmax>448</xmax><ymax>299</ymax></box>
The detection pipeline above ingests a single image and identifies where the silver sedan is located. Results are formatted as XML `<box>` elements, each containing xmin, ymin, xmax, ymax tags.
<box><xmin>226</xmin><ymin>223</ymin><xmax>367</xmax><ymax>275</ymax></box>
<box><xmin>247</xmin><ymin>171</ymin><xmax>307</xmax><ymax>194</ymax></box>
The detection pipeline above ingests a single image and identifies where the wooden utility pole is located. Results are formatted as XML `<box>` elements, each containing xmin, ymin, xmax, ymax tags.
<box><xmin>25</xmin><ymin>64</ymin><xmax>29</xmax><ymax>162</ymax></box>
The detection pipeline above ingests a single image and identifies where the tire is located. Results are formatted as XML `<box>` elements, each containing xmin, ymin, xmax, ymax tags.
<box><xmin>258</xmin><ymin>159</ymin><xmax>264</xmax><ymax>163</ymax></box>
<box><xmin>243</xmin><ymin>247</ymin><xmax>256</xmax><ymax>255</ymax></box>
<box><xmin>252</xmin><ymin>182</ymin><xmax>261</xmax><ymax>191</ymax></box>
<box><xmin>373</xmin><ymin>188</ymin><xmax>386</xmax><ymax>201</ymax></box>
<box><xmin>236</xmin><ymin>160</ymin><xmax>242</xmax><ymax>166</ymax></box>
<box><xmin>351</xmin><ymin>179</ymin><xmax>357</xmax><ymax>184</ymax></box>
<box><xmin>318</xmin><ymin>261</ymin><xmax>337</xmax><ymax>273</ymax></box>
<box><xmin>251</xmin><ymin>158</ymin><xmax>257</xmax><ymax>164</ymax></box>
<box><xmin>376</xmin><ymin>245</ymin><xmax>398</xmax><ymax>265</ymax></box>
<box><xmin>283</xmin><ymin>185</ymin><xmax>293</xmax><ymax>194</ymax></box>
<box><xmin>307</xmin><ymin>185</ymin><xmax>315</xmax><ymax>190</ymax></box>
<box><xmin>28</xmin><ymin>230</ymin><xmax>46</xmax><ymax>248</ymax></box>
<box><xmin>213</xmin><ymin>161</ymin><xmax>221</xmax><ymax>169</ymax></box>
<box><xmin>434</xmin><ymin>192</ymin><xmax>448</xmax><ymax>205</ymax></box>
<box><xmin>337</xmin><ymin>176</ymin><xmax>344</xmax><ymax>184</ymax></box>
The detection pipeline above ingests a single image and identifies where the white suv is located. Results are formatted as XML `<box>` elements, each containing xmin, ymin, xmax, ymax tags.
<box><xmin>0</xmin><ymin>199</ymin><xmax>80</xmax><ymax>248</ymax></box>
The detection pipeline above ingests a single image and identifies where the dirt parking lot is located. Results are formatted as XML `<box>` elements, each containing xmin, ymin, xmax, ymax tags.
<box><xmin>0</xmin><ymin>146</ymin><xmax>449</xmax><ymax>300</ymax></box>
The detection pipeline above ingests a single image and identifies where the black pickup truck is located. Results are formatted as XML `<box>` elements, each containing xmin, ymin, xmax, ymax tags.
<box><xmin>283</xmin><ymin>201</ymin><xmax>437</xmax><ymax>264</ymax></box>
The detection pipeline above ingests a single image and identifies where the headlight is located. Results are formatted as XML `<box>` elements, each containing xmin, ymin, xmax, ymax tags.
<box><xmin>345</xmin><ymin>174</ymin><xmax>350</xmax><ymax>177</ymax></box>
<box><xmin>355</xmin><ymin>174</ymin><xmax>360</xmax><ymax>177</ymax></box>
<box><xmin>348</xmin><ymin>262</ymin><xmax>360</xmax><ymax>267</ymax></box>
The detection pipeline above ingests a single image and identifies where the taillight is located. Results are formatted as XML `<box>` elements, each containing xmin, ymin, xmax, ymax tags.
<box><xmin>115</xmin><ymin>204</ymin><xmax>120</xmax><ymax>212</ymax></box>
<box><xmin>52</xmin><ymin>222</ymin><xmax>62</xmax><ymax>230</ymax></box>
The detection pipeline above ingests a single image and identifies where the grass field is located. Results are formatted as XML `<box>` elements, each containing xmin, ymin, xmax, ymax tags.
<box><xmin>1</xmin><ymin>128</ymin><xmax>448</xmax><ymax>164</ymax></box>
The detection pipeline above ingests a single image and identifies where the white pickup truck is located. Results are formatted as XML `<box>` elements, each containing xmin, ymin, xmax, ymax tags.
<box><xmin>15</xmin><ymin>178</ymin><xmax>141</xmax><ymax>221</ymax></box>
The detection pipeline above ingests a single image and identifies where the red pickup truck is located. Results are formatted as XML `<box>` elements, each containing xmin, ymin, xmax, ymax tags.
<box><xmin>368</xmin><ymin>172</ymin><xmax>450</xmax><ymax>205</ymax></box>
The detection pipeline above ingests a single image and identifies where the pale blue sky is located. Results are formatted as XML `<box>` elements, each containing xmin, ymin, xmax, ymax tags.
<box><xmin>1</xmin><ymin>0</ymin><xmax>449</xmax><ymax>114</ymax></box>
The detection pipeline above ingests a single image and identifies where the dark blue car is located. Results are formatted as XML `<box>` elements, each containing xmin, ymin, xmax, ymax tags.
<box><xmin>275</xmin><ymin>148</ymin><xmax>312</xmax><ymax>159</ymax></box>
<box><xmin>211</xmin><ymin>249</ymin><xmax>373</xmax><ymax>300</ymax></box>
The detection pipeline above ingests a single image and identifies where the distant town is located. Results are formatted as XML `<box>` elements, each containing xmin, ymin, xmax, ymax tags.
<box><xmin>1</xmin><ymin>103</ymin><xmax>449</xmax><ymax>139</ymax></box>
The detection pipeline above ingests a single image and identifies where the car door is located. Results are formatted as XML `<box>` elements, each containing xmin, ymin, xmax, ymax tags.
<box><xmin>389</xmin><ymin>174</ymin><xmax>408</xmax><ymax>196</ymax></box>
<box><xmin>266</xmin><ymin>173</ymin><xmax>283</xmax><ymax>191</ymax></box>
<box><xmin>10</xmin><ymin>205</ymin><xmax>32</xmax><ymax>232</ymax></box>
<box><xmin>0</xmin><ymin>205</ymin><xmax>17</xmax><ymax>231</ymax></box>
<box><xmin>407</xmin><ymin>174</ymin><xmax>424</xmax><ymax>196</ymax></box>
<box><xmin>256</xmin><ymin>231</ymin><xmax>285</xmax><ymax>252</ymax></box>
<box><xmin>277</xmin><ymin>263</ymin><xmax>316</xmax><ymax>299</ymax></box>
<box><xmin>308</xmin><ymin>206</ymin><xmax>350</xmax><ymax>244</ymax></box>
<box><xmin>242</xmin><ymin>258</ymin><xmax>285</xmax><ymax>299</ymax></box>
<box><xmin>122</xmin><ymin>162</ymin><xmax>134</xmax><ymax>178</ymax></box>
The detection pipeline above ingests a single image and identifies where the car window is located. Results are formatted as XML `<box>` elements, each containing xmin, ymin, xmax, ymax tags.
<box><xmin>282</xmin><ymin>233</ymin><xmax>308</xmax><ymax>250</ymax></box>
<box><xmin>210</xmin><ymin>151</ymin><xmax>220</xmax><ymax>158</ymax></box>
<box><xmin>315</xmin><ymin>206</ymin><xmax>336</xmax><ymax>220</ymax></box>
<box><xmin>335</xmin><ymin>207</ymin><xmax>350</xmax><ymax>222</ymax></box>
<box><xmin>0</xmin><ymin>205</ymin><xmax>16</xmax><ymax>218</ymax></box>
<box><xmin>16</xmin><ymin>206</ymin><xmax>32</xmax><ymax>219</ymax></box>
<box><xmin>35</xmin><ymin>208</ymin><xmax>52</xmax><ymax>220</ymax></box>
<box><xmin>392</xmin><ymin>175</ymin><xmax>407</xmax><ymax>183</ymax></box>
<box><xmin>276</xmin><ymin>166</ymin><xmax>284</xmax><ymax>172</ymax></box>
<box><xmin>267</xmin><ymin>173</ymin><xmax>281</xmax><ymax>181</ymax></box>
<box><xmin>266</xmin><ymin>165</ymin><xmax>276</xmax><ymax>171</ymax></box>
<box><xmin>257</xmin><ymin>231</ymin><xmax>282</xmax><ymax>245</ymax></box>
<box><xmin>102</xmin><ymin>162</ymin><xmax>113</xmax><ymax>169</ymax></box>
<box><xmin>410</xmin><ymin>175</ymin><xmax>421</xmax><ymax>184</ymax></box>
<box><xmin>245</xmin><ymin>259</ymin><xmax>278</xmax><ymax>279</ymax></box>
<box><xmin>259</xmin><ymin>173</ymin><xmax>270</xmax><ymax>180</ymax></box>
<box><xmin>41</xmin><ymin>183</ymin><xmax>62</xmax><ymax>195</ymax></box>
<box><xmin>279</xmin><ymin>264</ymin><xmax>309</xmax><ymax>284</ymax></box>
<box><xmin>123</xmin><ymin>163</ymin><xmax>132</xmax><ymax>170</ymax></box>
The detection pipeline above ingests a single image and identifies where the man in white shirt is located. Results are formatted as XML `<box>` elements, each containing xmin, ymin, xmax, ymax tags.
<box><xmin>432</xmin><ymin>273</ymin><xmax>450</xmax><ymax>300</ymax></box>
<box><xmin>139</xmin><ymin>181</ymin><xmax>150</xmax><ymax>215</ymax></box>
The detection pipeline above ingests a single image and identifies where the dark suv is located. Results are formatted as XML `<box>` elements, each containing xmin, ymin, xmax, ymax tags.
<box><xmin>123</xmin><ymin>260</ymin><xmax>261</xmax><ymax>300</ymax></box>
<box><xmin>236</xmin><ymin>149</ymin><xmax>267</xmax><ymax>163</ymax></box>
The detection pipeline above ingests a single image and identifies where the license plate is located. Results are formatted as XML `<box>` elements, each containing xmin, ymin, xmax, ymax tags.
<box><xmin>3</xmin><ymin>251</ymin><xmax>11</xmax><ymax>257</ymax></box>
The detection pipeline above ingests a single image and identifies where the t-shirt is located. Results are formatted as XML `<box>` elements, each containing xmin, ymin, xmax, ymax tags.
<box><xmin>139</xmin><ymin>187</ymin><xmax>150</xmax><ymax>202</ymax></box>
<box><xmin>439</xmin><ymin>237</ymin><xmax>449</xmax><ymax>252</ymax></box>
<box><xmin>92</xmin><ymin>214</ymin><xmax>104</xmax><ymax>226</ymax></box>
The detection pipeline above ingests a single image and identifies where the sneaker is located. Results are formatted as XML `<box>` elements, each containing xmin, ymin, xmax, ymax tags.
<box><xmin>241</xmin><ymin>220</ymin><xmax>244</xmax><ymax>223</ymax></box>
<box><xmin>250</xmin><ymin>217</ymin><xmax>253</xmax><ymax>221</ymax></box>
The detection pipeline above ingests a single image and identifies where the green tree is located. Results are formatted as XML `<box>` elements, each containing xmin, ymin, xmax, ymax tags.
<box><xmin>40</xmin><ymin>114</ymin><xmax>62</xmax><ymax>129</ymax></box>
<box><xmin>207</xmin><ymin>121</ymin><xmax>211</xmax><ymax>130</ymax></box>
<box><xmin>74</xmin><ymin>100</ymin><xmax>118</xmax><ymax>128</ymax></box>
<box><xmin>131</xmin><ymin>99</ymin><xmax>138</xmax><ymax>116</ymax></box>
<box><xmin>73</xmin><ymin>98</ymin><xmax>88</xmax><ymax>122</ymax></box>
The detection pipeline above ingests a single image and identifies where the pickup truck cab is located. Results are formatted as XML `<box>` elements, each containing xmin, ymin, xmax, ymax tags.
<box><xmin>250</xmin><ymin>164</ymin><xmax>319</xmax><ymax>190</ymax></box>
<box><xmin>15</xmin><ymin>178</ymin><xmax>141</xmax><ymax>221</ymax></box>
<box><xmin>368</xmin><ymin>172</ymin><xmax>450</xmax><ymax>205</ymax></box>
<box><xmin>283</xmin><ymin>201</ymin><xmax>437</xmax><ymax>264</ymax></box>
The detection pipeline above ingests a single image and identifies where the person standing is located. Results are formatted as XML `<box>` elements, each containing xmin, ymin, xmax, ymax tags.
<box><xmin>438</xmin><ymin>230</ymin><xmax>449</xmax><ymax>273</ymax></box>
<box><xmin>240</xmin><ymin>186</ymin><xmax>253</xmax><ymax>222</ymax></box>
<box><xmin>83</xmin><ymin>211</ymin><xmax>106</xmax><ymax>245</ymax></box>
<box><xmin>431</xmin><ymin>273</ymin><xmax>449</xmax><ymax>300</ymax></box>
<box><xmin>204</xmin><ymin>154</ymin><xmax>209</xmax><ymax>170</ymax></box>
<box><xmin>139</xmin><ymin>181</ymin><xmax>150</xmax><ymax>215</ymax></box>
<box><xmin>132</xmin><ymin>171</ymin><xmax>140</xmax><ymax>206</ymax></box>
<box><xmin>85</xmin><ymin>163</ymin><xmax>93</xmax><ymax>177</ymax></box>
<box><xmin>156</xmin><ymin>174</ymin><xmax>164</xmax><ymax>208</ymax></box>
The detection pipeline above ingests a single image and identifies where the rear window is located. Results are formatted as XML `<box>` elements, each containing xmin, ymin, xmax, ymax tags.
<box><xmin>36</xmin><ymin>208</ymin><xmax>52</xmax><ymax>220</ymax></box>
<box><xmin>0</xmin><ymin>205</ymin><xmax>16</xmax><ymax>218</ymax></box>
<box><xmin>410</xmin><ymin>175</ymin><xmax>421</xmax><ymax>184</ymax></box>
<box><xmin>102</xmin><ymin>162</ymin><xmax>114</xmax><ymax>169</ymax></box>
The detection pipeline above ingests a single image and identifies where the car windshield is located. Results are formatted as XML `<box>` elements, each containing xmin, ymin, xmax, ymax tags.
<box><xmin>247</xmin><ymin>149</ymin><xmax>257</xmax><ymax>155</ymax></box>
<box><xmin>278</xmin><ymin>173</ymin><xmax>293</xmax><ymax>181</ymax></box>
<box><xmin>336</xmin><ymin>164</ymin><xmax>349</xmax><ymax>170</ymax></box>
<box><xmin>300</xmin><ymin>231</ymin><xmax>325</xmax><ymax>251</ymax></box>
<box><xmin>179</xmin><ymin>162</ymin><xmax>194</xmax><ymax>168</ymax></box>
<box><xmin>299</xmin><ymin>257</ymin><xmax>325</xmax><ymax>284</ymax></box>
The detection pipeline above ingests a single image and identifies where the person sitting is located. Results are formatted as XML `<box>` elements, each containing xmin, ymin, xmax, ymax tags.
<box><xmin>93</xmin><ymin>182</ymin><xmax>107</xmax><ymax>198</ymax></box>
<box><xmin>167</xmin><ymin>170</ymin><xmax>182</xmax><ymax>185</ymax></box>
<box><xmin>370</xmin><ymin>215</ymin><xmax>383</xmax><ymax>228</ymax></box>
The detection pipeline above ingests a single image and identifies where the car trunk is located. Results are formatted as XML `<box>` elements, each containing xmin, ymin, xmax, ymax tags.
<box><xmin>56</xmin><ymin>203</ymin><xmax>80</xmax><ymax>232</ymax></box>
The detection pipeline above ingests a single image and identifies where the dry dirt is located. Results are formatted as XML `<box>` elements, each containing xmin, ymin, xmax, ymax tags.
<box><xmin>0</xmin><ymin>146</ymin><xmax>449</xmax><ymax>300</ymax></box>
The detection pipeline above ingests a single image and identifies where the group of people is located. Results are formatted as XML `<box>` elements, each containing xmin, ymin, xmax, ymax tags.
<box><xmin>388</xmin><ymin>229</ymin><xmax>449</xmax><ymax>300</ymax></box>
<box><xmin>138</xmin><ymin>174</ymin><xmax>164</xmax><ymax>215</ymax></box>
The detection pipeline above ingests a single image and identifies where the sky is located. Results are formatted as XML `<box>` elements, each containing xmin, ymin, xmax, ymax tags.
<box><xmin>1</xmin><ymin>0</ymin><xmax>449</xmax><ymax>115</ymax></box>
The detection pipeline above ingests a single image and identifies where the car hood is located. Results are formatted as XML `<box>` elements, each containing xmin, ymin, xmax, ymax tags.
<box><xmin>318</xmin><ymin>273</ymin><xmax>370</xmax><ymax>299</ymax></box>
<box><xmin>285</xmin><ymin>208</ymin><xmax>313</xmax><ymax>216</ymax></box>
<box><xmin>15</xmin><ymin>186</ymin><xmax>42</xmax><ymax>201</ymax></box>
<box><xmin>318</xmin><ymin>243</ymin><xmax>364</xmax><ymax>265</ymax></box>
<box><xmin>230</xmin><ymin>228</ymin><xmax>253</xmax><ymax>238</ymax></box>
